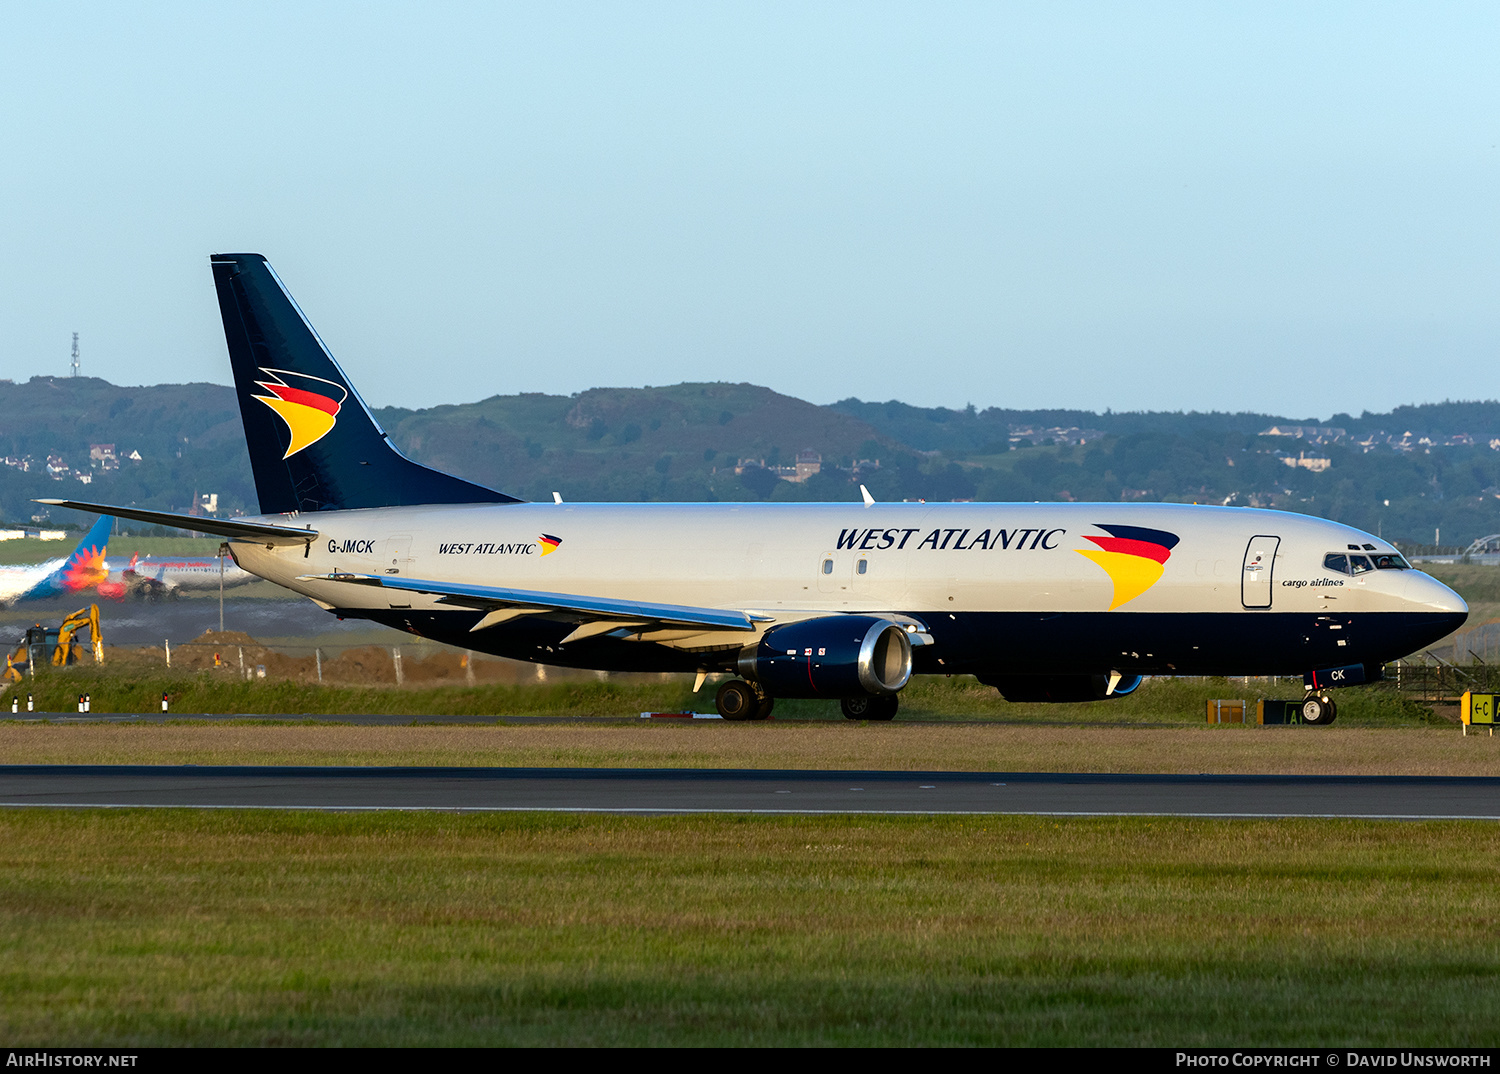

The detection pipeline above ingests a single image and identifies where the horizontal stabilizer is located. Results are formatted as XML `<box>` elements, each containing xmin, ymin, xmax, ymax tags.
<box><xmin>299</xmin><ymin>572</ymin><xmax>765</xmax><ymax>631</ymax></box>
<box><xmin>36</xmin><ymin>499</ymin><xmax>318</xmax><ymax>545</ymax></box>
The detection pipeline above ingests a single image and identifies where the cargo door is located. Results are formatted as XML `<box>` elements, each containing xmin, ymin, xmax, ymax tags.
<box><xmin>1241</xmin><ymin>535</ymin><xmax>1280</xmax><ymax>608</ymax></box>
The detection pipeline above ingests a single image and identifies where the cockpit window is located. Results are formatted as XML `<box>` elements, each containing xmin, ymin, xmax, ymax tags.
<box><xmin>1327</xmin><ymin>551</ymin><xmax>1409</xmax><ymax>574</ymax></box>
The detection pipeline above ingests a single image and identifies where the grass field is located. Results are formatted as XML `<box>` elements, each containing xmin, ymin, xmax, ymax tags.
<box><xmin>0</xmin><ymin>571</ymin><xmax>1489</xmax><ymax>1046</ymax></box>
<box><xmin>0</xmin><ymin>667</ymin><xmax>1444</xmax><ymax>723</ymax></box>
<box><xmin>2</xmin><ymin>722</ymin><xmax>1497</xmax><ymax>775</ymax></box>
<box><xmin>2</xmin><ymin>810</ymin><xmax>1497</xmax><ymax>1046</ymax></box>
<box><xmin>0</xmin><ymin>535</ymin><xmax>225</xmax><ymax>565</ymax></box>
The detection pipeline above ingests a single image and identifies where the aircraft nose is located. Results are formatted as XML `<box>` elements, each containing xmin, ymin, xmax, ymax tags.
<box><xmin>1406</xmin><ymin>571</ymin><xmax>1468</xmax><ymax>617</ymax></box>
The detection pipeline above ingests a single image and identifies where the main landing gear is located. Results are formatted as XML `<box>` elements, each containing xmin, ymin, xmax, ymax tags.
<box><xmin>840</xmin><ymin>695</ymin><xmax>899</xmax><ymax>721</ymax></box>
<box><xmin>712</xmin><ymin>679</ymin><xmax>901</xmax><ymax>722</ymax></box>
<box><xmin>715</xmin><ymin>679</ymin><xmax>775</xmax><ymax>721</ymax></box>
<box><xmin>1300</xmin><ymin>694</ymin><xmax>1338</xmax><ymax>726</ymax></box>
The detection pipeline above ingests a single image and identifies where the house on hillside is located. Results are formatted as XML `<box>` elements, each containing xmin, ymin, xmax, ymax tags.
<box><xmin>1281</xmin><ymin>452</ymin><xmax>1331</xmax><ymax>472</ymax></box>
<box><xmin>1260</xmin><ymin>425</ymin><xmax>1347</xmax><ymax>444</ymax></box>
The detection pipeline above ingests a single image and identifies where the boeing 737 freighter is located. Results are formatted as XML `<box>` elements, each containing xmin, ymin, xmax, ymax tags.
<box><xmin>41</xmin><ymin>254</ymin><xmax>1468</xmax><ymax>723</ymax></box>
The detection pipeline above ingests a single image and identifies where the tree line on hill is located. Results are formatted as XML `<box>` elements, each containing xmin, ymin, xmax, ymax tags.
<box><xmin>3</xmin><ymin>374</ymin><xmax>1500</xmax><ymax>550</ymax></box>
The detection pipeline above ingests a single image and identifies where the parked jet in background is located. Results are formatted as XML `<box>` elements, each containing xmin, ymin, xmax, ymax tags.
<box><xmin>41</xmin><ymin>254</ymin><xmax>1469</xmax><ymax>725</ymax></box>
<box><xmin>101</xmin><ymin>553</ymin><xmax>256</xmax><ymax>601</ymax></box>
<box><xmin>0</xmin><ymin>515</ymin><xmax>114</xmax><ymax>606</ymax></box>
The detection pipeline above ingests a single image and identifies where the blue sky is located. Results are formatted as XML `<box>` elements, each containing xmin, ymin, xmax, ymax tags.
<box><xmin>1</xmin><ymin>3</ymin><xmax>1496</xmax><ymax>416</ymax></box>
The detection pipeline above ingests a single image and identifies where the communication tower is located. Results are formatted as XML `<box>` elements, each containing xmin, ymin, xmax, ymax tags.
<box><xmin>70</xmin><ymin>333</ymin><xmax>79</xmax><ymax>378</ymax></box>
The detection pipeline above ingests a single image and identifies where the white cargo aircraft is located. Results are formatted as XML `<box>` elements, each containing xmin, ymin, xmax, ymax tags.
<box><xmin>42</xmin><ymin>254</ymin><xmax>1467</xmax><ymax>723</ymax></box>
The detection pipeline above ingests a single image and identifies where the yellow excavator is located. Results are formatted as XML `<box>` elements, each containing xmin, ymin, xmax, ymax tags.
<box><xmin>3</xmin><ymin>605</ymin><xmax>103</xmax><ymax>683</ymax></box>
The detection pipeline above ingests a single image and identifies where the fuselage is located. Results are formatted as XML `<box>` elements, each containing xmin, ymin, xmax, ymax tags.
<box><xmin>0</xmin><ymin>559</ymin><xmax>68</xmax><ymax>606</ymax></box>
<box><xmin>227</xmin><ymin>500</ymin><xmax>1467</xmax><ymax>679</ymax></box>
<box><xmin>101</xmin><ymin>555</ymin><xmax>256</xmax><ymax>597</ymax></box>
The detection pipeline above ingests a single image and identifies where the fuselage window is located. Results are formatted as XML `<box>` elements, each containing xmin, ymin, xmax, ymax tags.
<box><xmin>1324</xmin><ymin>554</ymin><xmax>1349</xmax><ymax>575</ymax></box>
<box><xmin>1373</xmin><ymin>554</ymin><xmax>1410</xmax><ymax>570</ymax></box>
<box><xmin>857</xmin><ymin>560</ymin><xmax>868</xmax><ymax>575</ymax></box>
<box><xmin>822</xmin><ymin>559</ymin><xmax>833</xmax><ymax>575</ymax></box>
<box><xmin>1349</xmin><ymin>555</ymin><xmax>1374</xmax><ymax>574</ymax></box>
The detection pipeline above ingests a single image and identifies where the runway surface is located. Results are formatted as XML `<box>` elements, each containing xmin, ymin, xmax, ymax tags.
<box><xmin>2</xmin><ymin>765</ymin><xmax>1499</xmax><ymax>817</ymax></box>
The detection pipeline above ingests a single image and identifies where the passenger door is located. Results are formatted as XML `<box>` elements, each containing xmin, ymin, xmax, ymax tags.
<box><xmin>1241</xmin><ymin>535</ymin><xmax>1280</xmax><ymax>608</ymax></box>
<box><xmin>816</xmin><ymin>551</ymin><xmax>837</xmax><ymax>594</ymax></box>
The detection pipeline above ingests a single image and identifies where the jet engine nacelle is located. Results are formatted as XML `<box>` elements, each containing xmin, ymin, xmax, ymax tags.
<box><xmin>981</xmin><ymin>673</ymin><xmax>1144</xmax><ymax>704</ymax></box>
<box><xmin>739</xmin><ymin>615</ymin><xmax>914</xmax><ymax>699</ymax></box>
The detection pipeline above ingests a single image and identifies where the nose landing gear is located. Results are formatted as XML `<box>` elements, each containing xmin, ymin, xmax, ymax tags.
<box><xmin>1299</xmin><ymin>693</ymin><xmax>1338</xmax><ymax>726</ymax></box>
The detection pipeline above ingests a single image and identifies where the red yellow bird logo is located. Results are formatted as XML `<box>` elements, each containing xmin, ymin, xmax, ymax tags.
<box><xmin>539</xmin><ymin>534</ymin><xmax>562</xmax><ymax>556</ymax></box>
<box><xmin>1077</xmin><ymin>524</ymin><xmax>1180</xmax><ymax>609</ymax></box>
<box><xmin>253</xmin><ymin>368</ymin><xmax>348</xmax><ymax>459</ymax></box>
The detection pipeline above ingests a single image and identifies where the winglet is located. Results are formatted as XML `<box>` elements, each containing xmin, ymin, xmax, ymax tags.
<box><xmin>860</xmin><ymin>484</ymin><xmax>875</xmax><ymax>507</ymax></box>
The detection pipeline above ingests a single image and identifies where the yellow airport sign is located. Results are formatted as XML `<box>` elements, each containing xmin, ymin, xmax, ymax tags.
<box><xmin>1461</xmin><ymin>691</ymin><xmax>1496</xmax><ymax>735</ymax></box>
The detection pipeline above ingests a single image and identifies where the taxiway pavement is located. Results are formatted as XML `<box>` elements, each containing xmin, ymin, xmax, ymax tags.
<box><xmin>1</xmin><ymin>765</ymin><xmax>1498</xmax><ymax>818</ymax></box>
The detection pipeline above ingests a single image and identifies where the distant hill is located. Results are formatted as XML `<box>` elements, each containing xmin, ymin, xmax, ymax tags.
<box><xmin>0</xmin><ymin>376</ymin><xmax>255</xmax><ymax>523</ymax></box>
<box><xmin>830</xmin><ymin>398</ymin><xmax>1500</xmax><ymax>451</ymax></box>
<box><xmin>372</xmin><ymin>382</ymin><xmax>895</xmax><ymax>504</ymax></box>
<box><xmin>8</xmin><ymin>374</ymin><xmax>1500</xmax><ymax>549</ymax></box>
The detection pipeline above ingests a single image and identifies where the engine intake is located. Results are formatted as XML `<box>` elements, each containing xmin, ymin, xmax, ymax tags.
<box><xmin>740</xmin><ymin>615</ymin><xmax>914</xmax><ymax>699</ymax></box>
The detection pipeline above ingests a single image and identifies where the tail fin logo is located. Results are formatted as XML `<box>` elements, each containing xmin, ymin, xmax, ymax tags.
<box><xmin>1077</xmin><ymin>524</ymin><xmax>1180</xmax><ymax>609</ymax></box>
<box><xmin>60</xmin><ymin>538</ymin><xmax>108</xmax><ymax>592</ymax></box>
<box><xmin>252</xmin><ymin>368</ymin><xmax>348</xmax><ymax>459</ymax></box>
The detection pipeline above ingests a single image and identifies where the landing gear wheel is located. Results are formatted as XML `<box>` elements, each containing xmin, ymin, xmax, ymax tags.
<box><xmin>755</xmin><ymin>695</ymin><xmax>776</xmax><ymax>720</ymax></box>
<box><xmin>716</xmin><ymin>680</ymin><xmax>768</xmax><ymax>721</ymax></box>
<box><xmin>1300</xmin><ymin>694</ymin><xmax>1337</xmax><ymax>726</ymax></box>
<box><xmin>841</xmin><ymin>696</ymin><xmax>870</xmax><ymax>720</ymax></box>
<box><xmin>841</xmin><ymin>694</ymin><xmax>899</xmax><ymax>721</ymax></box>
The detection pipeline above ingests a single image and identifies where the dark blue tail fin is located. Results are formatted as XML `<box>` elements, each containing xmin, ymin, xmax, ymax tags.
<box><xmin>210</xmin><ymin>253</ymin><xmax>520</xmax><ymax>514</ymax></box>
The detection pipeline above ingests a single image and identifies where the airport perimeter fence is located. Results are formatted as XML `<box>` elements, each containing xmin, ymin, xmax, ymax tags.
<box><xmin>15</xmin><ymin>628</ymin><xmax>1497</xmax><ymax>702</ymax></box>
<box><xmin>1448</xmin><ymin>619</ymin><xmax>1500</xmax><ymax>665</ymax></box>
<box><xmin>1387</xmin><ymin>660</ymin><xmax>1500</xmax><ymax>703</ymax></box>
<box><xmin>35</xmin><ymin>636</ymin><xmax>650</xmax><ymax>689</ymax></box>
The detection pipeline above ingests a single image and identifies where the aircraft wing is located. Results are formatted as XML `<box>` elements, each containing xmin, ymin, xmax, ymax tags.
<box><xmin>36</xmin><ymin>499</ymin><xmax>318</xmax><ymax>545</ymax></box>
<box><xmin>299</xmin><ymin>572</ymin><xmax>767</xmax><ymax>633</ymax></box>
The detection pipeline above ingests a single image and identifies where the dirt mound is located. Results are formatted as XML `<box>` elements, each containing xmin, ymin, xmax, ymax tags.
<box><xmin>188</xmin><ymin>630</ymin><xmax>259</xmax><ymax>648</ymax></box>
<box><xmin>322</xmin><ymin>645</ymin><xmax>400</xmax><ymax>685</ymax></box>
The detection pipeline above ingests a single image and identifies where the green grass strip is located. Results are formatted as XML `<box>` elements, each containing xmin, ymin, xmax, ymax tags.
<box><xmin>1</xmin><ymin>810</ymin><xmax>1497</xmax><ymax>1045</ymax></box>
<box><xmin>1</xmin><ymin>669</ymin><xmax>1443</xmax><ymax>725</ymax></box>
